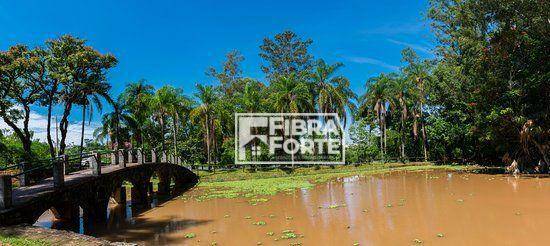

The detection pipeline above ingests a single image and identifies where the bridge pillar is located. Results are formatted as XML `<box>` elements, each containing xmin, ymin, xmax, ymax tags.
<box><xmin>110</xmin><ymin>152</ymin><xmax>117</xmax><ymax>165</ymax></box>
<box><xmin>51</xmin><ymin>203</ymin><xmax>80</xmax><ymax>221</ymax></box>
<box><xmin>83</xmin><ymin>203</ymin><xmax>108</xmax><ymax>226</ymax></box>
<box><xmin>161</xmin><ymin>152</ymin><xmax>167</xmax><ymax>162</ymax></box>
<box><xmin>53</xmin><ymin>156</ymin><xmax>66</xmax><ymax>188</ymax></box>
<box><xmin>0</xmin><ymin>175</ymin><xmax>12</xmax><ymax>209</ymax></box>
<box><xmin>127</xmin><ymin>149</ymin><xmax>134</xmax><ymax>164</ymax></box>
<box><xmin>91</xmin><ymin>152</ymin><xmax>101</xmax><ymax>176</ymax></box>
<box><xmin>131</xmin><ymin>180</ymin><xmax>149</xmax><ymax>208</ymax></box>
<box><xmin>18</xmin><ymin>162</ymin><xmax>29</xmax><ymax>186</ymax></box>
<box><xmin>137</xmin><ymin>149</ymin><xmax>144</xmax><ymax>164</ymax></box>
<box><xmin>118</xmin><ymin>150</ymin><xmax>126</xmax><ymax>168</ymax></box>
<box><xmin>112</xmin><ymin>185</ymin><xmax>126</xmax><ymax>205</ymax></box>
<box><xmin>83</xmin><ymin>187</ymin><xmax>110</xmax><ymax>225</ymax></box>
<box><xmin>157</xmin><ymin>171</ymin><xmax>171</xmax><ymax>197</ymax></box>
<box><xmin>151</xmin><ymin>150</ymin><xmax>157</xmax><ymax>163</ymax></box>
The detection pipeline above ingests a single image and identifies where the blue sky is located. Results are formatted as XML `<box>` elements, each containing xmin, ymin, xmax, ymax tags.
<box><xmin>0</xmin><ymin>0</ymin><xmax>435</xmax><ymax>143</ymax></box>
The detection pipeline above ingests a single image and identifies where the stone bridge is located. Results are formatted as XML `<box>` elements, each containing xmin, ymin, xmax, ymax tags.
<box><xmin>0</xmin><ymin>149</ymin><xmax>198</xmax><ymax>227</ymax></box>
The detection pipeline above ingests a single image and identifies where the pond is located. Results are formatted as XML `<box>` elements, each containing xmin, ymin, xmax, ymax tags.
<box><xmin>37</xmin><ymin>170</ymin><xmax>550</xmax><ymax>245</ymax></box>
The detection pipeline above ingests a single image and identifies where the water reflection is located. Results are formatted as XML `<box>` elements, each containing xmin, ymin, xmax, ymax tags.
<box><xmin>35</xmin><ymin>170</ymin><xmax>550</xmax><ymax>245</ymax></box>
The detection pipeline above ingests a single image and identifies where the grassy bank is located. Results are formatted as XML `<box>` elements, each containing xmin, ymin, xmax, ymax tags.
<box><xmin>0</xmin><ymin>235</ymin><xmax>50</xmax><ymax>246</ymax></box>
<box><xmin>0</xmin><ymin>226</ymin><xmax>111</xmax><ymax>246</ymax></box>
<box><xmin>189</xmin><ymin>163</ymin><xmax>476</xmax><ymax>202</ymax></box>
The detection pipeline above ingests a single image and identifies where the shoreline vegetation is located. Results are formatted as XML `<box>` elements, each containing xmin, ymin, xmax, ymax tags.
<box><xmin>191</xmin><ymin>163</ymin><xmax>480</xmax><ymax>201</ymax></box>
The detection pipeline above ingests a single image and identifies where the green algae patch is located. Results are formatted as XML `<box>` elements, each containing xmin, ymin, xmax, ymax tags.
<box><xmin>199</xmin><ymin>176</ymin><xmax>315</xmax><ymax>198</ymax></box>
<box><xmin>193</xmin><ymin>164</ymin><xmax>474</xmax><ymax>200</ymax></box>
<box><xmin>252</xmin><ymin>221</ymin><xmax>267</xmax><ymax>226</ymax></box>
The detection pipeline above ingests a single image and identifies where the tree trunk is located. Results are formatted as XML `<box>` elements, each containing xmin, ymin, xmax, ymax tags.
<box><xmin>80</xmin><ymin>103</ymin><xmax>86</xmax><ymax>155</ymax></box>
<box><xmin>378</xmin><ymin>111</ymin><xmax>384</xmax><ymax>161</ymax></box>
<box><xmin>290</xmin><ymin>116</ymin><xmax>295</xmax><ymax>168</ymax></box>
<box><xmin>418</xmin><ymin>78</ymin><xmax>428</xmax><ymax>162</ymax></box>
<box><xmin>46</xmin><ymin>100</ymin><xmax>56</xmax><ymax>158</ymax></box>
<box><xmin>22</xmin><ymin>105</ymin><xmax>33</xmax><ymax>160</ymax></box>
<box><xmin>172</xmin><ymin>113</ymin><xmax>178</xmax><ymax>159</ymax></box>
<box><xmin>59</xmin><ymin>102</ymin><xmax>73</xmax><ymax>155</ymax></box>
<box><xmin>160</xmin><ymin>116</ymin><xmax>166</xmax><ymax>151</ymax></box>
<box><xmin>205</xmin><ymin>114</ymin><xmax>211</xmax><ymax>167</ymax></box>
<box><xmin>401</xmin><ymin>113</ymin><xmax>406</xmax><ymax>160</ymax></box>
<box><xmin>114</xmin><ymin>106</ymin><xmax>121</xmax><ymax>149</ymax></box>
<box><xmin>420</xmin><ymin>102</ymin><xmax>428</xmax><ymax>161</ymax></box>
<box><xmin>383</xmin><ymin>113</ymin><xmax>387</xmax><ymax>157</ymax></box>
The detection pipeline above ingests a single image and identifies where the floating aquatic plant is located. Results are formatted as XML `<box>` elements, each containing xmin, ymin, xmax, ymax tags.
<box><xmin>253</xmin><ymin>221</ymin><xmax>266</xmax><ymax>226</ymax></box>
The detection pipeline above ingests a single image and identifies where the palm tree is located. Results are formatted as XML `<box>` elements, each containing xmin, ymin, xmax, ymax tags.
<box><xmin>389</xmin><ymin>76</ymin><xmax>413</xmax><ymax>160</ymax></box>
<box><xmin>270</xmin><ymin>74</ymin><xmax>312</xmax><ymax>166</ymax></box>
<box><xmin>311</xmin><ymin>60</ymin><xmax>357</xmax><ymax>160</ymax></box>
<box><xmin>359</xmin><ymin>74</ymin><xmax>392</xmax><ymax>161</ymax></box>
<box><xmin>240</xmin><ymin>80</ymin><xmax>267</xmax><ymax>162</ymax></box>
<box><xmin>76</xmin><ymin>80</ymin><xmax>111</xmax><ymax>155</ymax></box>
<box><xmin>241</xmin><ymin>80</ymin><xmax>266</xmax><ymax>114</ymax></box>
<box><xmin>402</xmin><ymin>48</ymin><xmax>431</xmax><ymax>161</ymax></box>
<box><xmin>119</xmin><ymin>80</ymin><xmax>154</xmax><ymax>148</ymax></box>
<box><xmin>171</xmin><ymin>94</ymin><xmax>193</xmax><ymax>160</ymax></box>
<box><xmin>312</xmin><ymin>59</ymin><xmax>357</xmax><ymax>127</ymax></box>
<box><xmin>190</xmin><ymin>84</ymin><xmax>219</xmax><ymax>167</ymax></box>
<box><xmin>150</xmin><ymin>86</ymin><xmax>182</xmax><ymax>153</ymax></box>
<box><xmin>93</xmin><ymin>101</ymin><xmax>134</xmax><ymax>149</ymax></box>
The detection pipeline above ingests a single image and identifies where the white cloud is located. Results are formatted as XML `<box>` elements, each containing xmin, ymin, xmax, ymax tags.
<box><xmin>387</xmin><ymin>39</ymin><xmax>433</xmax><ymax>55</ymax></box>
<box><xmin>344</xmin><ymin>56</ymin><xmax>399</xmax><ymax>71</ymax></box>
<box><xmin>0</xmin><ymin>108</ymin><xmax>100</xmax><ymax>147</ymax></box>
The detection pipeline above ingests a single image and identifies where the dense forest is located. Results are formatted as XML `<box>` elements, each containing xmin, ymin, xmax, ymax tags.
<box><xmin>1</xmin><ymin>0</ymin><xmax>548</xmax><ymax>173</ymax></box>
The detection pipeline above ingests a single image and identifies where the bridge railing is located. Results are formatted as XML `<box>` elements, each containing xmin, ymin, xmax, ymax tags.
<box><xmin>0</xmin><ymin>148</ymin><xmax>180</xmax><ymax>209</ymax></box>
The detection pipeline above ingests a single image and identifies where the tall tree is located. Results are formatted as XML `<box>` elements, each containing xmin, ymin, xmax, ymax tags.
<box><xmin>207</xmin><ymin>50</ymin><xmax>245</xmax><ymax>96</ymax></box>
<box><xmin>311</xmin><ymin>59</ymin><xmax>357</xmax><ymax>127</ymax></box>
<box><xmin>259</xmin><ymin>30</ymin><xmax>314</xmax><ymax>81</ymax></box>
<box><xmin>47</xmin><ymin>35</ymin><xmax>117</xmax><ymax>155</ymax></box>
<box><xmin>359</xmin><ymin>74</ymin><xmax>393</xmax><ymax>160</ymax></box>
<box><xmin>0</xmin><ymin>45</ymin><xmax>48</xmax><ymax>161</ymax></box>
<box><xmin>190</xmin><ymin>84</ymin><xmax>219</xmax><ymax>166</ymax></box>
<box><xmin>401</xmin><ymin>48</ymin><xmax>431</xmax><ymax>161</ymax></box>
<box><xmin>93</xmin><ymin>100</ymin><xmax>134</xmax><ymax>149</ymax></box>
<box><xmin>119</xmin><ymin>80</ymin><xmax>155</xmax><ymax>148</ymax></box>
<box><xmin>428</xmin><ymin>0</ymin><xmax>549</xmax><ymax>168</ymax></box>
<box><xmin>269</xmin><ymin>74</ymin><xmax>313</xmax><ymax>166</ymax></box>
<box><xmin>38</xmin><ymin>44</ymin><xmax>61</xmax><ymax>158</ymax></box>
<box><xmin>389</xmin><ymin>76</ymin><xmax>414</xmax><ymax>159</ymax></box>
<box><xmin>150</xmin><ymin>85</ymin><xmax>183</xmax><ymax>152</ymax></box>
<box><xmin>77</xmin><ymin>80</ymin><xmax>111</xmax><ymax>155</ymax></box>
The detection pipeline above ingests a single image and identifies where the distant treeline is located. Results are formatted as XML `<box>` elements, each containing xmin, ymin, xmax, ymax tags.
<box><xmin>1</xmin><ymin>0</ymin><xmax>547</xmax><ymax>172</ymax></box>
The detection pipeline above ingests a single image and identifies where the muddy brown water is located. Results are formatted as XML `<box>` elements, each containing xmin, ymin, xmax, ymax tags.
<box><xmin>36</xmin><ymin>170</ymin><xmax>550</xmax><ymax>245</ymax></box>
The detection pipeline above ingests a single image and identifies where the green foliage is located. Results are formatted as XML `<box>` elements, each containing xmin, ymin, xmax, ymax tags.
<box><xmin>0</xmin><ymin>234</ymin><xmax>51</xmax><ymax>246</ymax></box>
<box><xmin>427</xmin><ymin>0</ymin><xmax>549</xmax><ymax>166</ymax></box>
<box><xmin>259</xmin><ymin>30</ymin><xmax>314</xmax><ymax>80</ymax></box>
<box><xmin>0</xmin><ymin>131</ymin><xmax>50</xmax><ymax>167</ymax></box>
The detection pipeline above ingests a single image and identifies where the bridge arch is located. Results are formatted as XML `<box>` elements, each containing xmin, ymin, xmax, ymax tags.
<box><xmin>0</xmin><ymin>155</ymin><xmax>198</xmax><ymax>228</ymax></box>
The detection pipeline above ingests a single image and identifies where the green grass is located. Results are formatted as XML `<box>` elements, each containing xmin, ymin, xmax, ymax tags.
<box><xmin>0</xmin><ymin>234</ymin><xmax>51</xmax><ymax>246</ymax></box>
<box><xmin>192</xmin><ymin>163</ymin><xmax>474</xmax><ymax>200</ymax></box>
